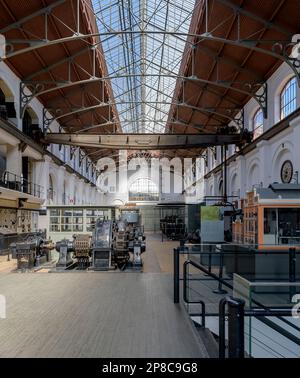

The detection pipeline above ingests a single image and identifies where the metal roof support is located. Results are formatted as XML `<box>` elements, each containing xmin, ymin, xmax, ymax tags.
<box><xmin>79</xmin><ymin>150</ymin><xmax>85</xmax><ymax>166</ymax></box>
<box><xmin>3</xmin><ymin>32</ymin><xmax>299</xmax><ymax>94</ymax></box>
<box><xmin>67</xmin><ymin>119</ymin><xmax>225</xmax><ymax>134</ymax></box>
<box><xmin>28</xmin><ymin>72</ymin><xmax>266</xmax><ymax>117</ymax></box>
<box><xmin>215</xmin><ymin>0</ymin><xmax>292</xmax><ymax>37</ymax></box>
<box><xmin>43</xmin><ymin>108</ymin><xmax>55</xmax><ymax>133</ymax></box>
<box><xmin>0</xmin><ymin>0</ymin><xmax>66</xmax><ymax>34</ymax></box>
<box><xmin>254</xmin><ymin>82</ymin><xmax>268</xmax><ymax>119</ymax></box>
<box><xmin>3</xmin><ymin>32</ymin><xmax>299</xmax><ymax>77</ymax></box>
<box><xmin>233</xmin><ymin>109</ymin><xmax>244</xmax><ymax>130</ymax></box>
<box><xmin>1</xmin><ymin>1</ymin><xmax>298</xmax><ymax>135</ymax></box>
<box><xmin>70</xmin><ymin>145</ymin><xmax>78</xmax><ymax>160</ymax></box>
<box><xmin>42</xmin><ymin>101</ymin><xmax>244</xmax><ymax>132</ymax></box>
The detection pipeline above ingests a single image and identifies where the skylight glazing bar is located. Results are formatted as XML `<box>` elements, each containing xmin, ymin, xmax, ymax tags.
<box><xmin>92</xmin><ymin>0</ymin><xmax>196</xmax><ymax>133</ymax></box>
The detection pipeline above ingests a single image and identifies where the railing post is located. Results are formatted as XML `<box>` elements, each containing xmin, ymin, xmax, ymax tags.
<box><xmin>219</xmin><ymin>296</ymin><xmax>245</xmax><ymax>358</ymax></box>
<box><xmin>219</xmin><ymin>297</ymin><xmax>227</xmax><ymax>358</ymax></box>
<box><xmin>289</xmin><ymin>247</ymin><xmax>296</xmax><ymax>300</ymax></box>
<box><xmin>174</xmin><ymin>247</ymin><xmax>180</xmax><ymax>303</ymax></box>
<box><xmin>289</xmin><ymin>247</ymin><xmax>296</xmax><ymax>282</ymax></box>
<box><xmin>208</xmin><ymin>244</ymin><xmax>212</xmax><ymax>273</ymax></box>
<box><xmin>183</xmin><ymin>261</ymin><xmax>188</xmax><ymax>303</ymax></box>
<box><xmin>213</xmin><ymin>247</ymin><xmax>227</xmax><ymax>294</ymax></box>
<box><xmin>227</xmin><ymin>297</ymin><xmax>245</xmax><ymax>358</ymax></box>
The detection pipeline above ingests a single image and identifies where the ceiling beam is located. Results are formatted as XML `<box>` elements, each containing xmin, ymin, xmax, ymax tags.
<box><xmin>43</xmin><ymin>131</ymin><xmax>252</xmax><ymax>150</ymax></box>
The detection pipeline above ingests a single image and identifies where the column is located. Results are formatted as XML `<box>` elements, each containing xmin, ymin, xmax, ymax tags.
<box><xmin>77</xmin><ymin>179</ymin><xmax>85</xmax><ymax>204</ymax></box>
<box><xmin>236</xmin><ymin>155</ymin><xmax>246</xmax><ymax>198</ymax></box>
<box><xmin>57</xmin><ymin>166</ymin><xmax>66</xmax><ymax>205</ymax></box>
<box><xmin>69</xmin><ymin>174</ymin><xmax>77</xmax><ymax>205</ymax></box>
<box><xmin>292</xmin><ymin>117</ymin><xmax>300</xmax><ymax>180</ymax></box>
<box><xmin>212</xmin><ymin>174</ymin><xmax>218</xmax><ymax>196</ymax></box>
<box><xmin>6</xmin><ymin>144</ymin><xmax>22</xmax><ymax>177</ymax></box>
<box><xmin>32</xmin><ymin>155</ymin><xmax>52</xmax><ymax>201</ymax></box>
<box><xmin>257</xmin><ymin>140</ymin><xmax>271</xmax><ymax>187</ymax></box>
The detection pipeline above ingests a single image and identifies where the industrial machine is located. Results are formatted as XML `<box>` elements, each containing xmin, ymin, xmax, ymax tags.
<box><xmin>10</xmin><ymin>232</ymin><xmax>54</xmax><ymax>270</ymax></box>
<box><xmin>55</xmin><ymin>239</ymin><xmax>74</xmax><ymax>269</ymax></box>
<box><xmin>160</xmin><ymin>215</ymin><xmax>185</xmax><ymax>240</ymax></box>
<box><xmin>92</xmin><ymin>219</ymin><xmax>113</xmax><ymax>270</ymax></box>
<box><xmin>54</xmin><ymin>218</ymin><xmax>146</xmax><ymax>271</ymax></box>
<box><xmin>55</xmin><ymin>234</ymin><xmax>92</xmax><ymax>270</ymax></box>
<box><xmin>128</xmin><ymin>225</ymin><xmax>146</xmax><ymax>267</ymax></box>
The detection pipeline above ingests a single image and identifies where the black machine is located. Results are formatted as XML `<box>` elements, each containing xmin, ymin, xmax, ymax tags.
<box><xmin>10</xmin><ymin>232</ymin><xmax>54</xmax><ymax>270</ymax></box>
<box><xmin>160</xmin><ymin>215</ymin><xmax>185</xmax><ymax>240</ymax></box>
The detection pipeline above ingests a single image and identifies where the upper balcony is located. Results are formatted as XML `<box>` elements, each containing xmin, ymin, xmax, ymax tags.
<box><xmin>0</xmin><ymin>170</ymin><xmax>44</xmax><ymax>204</ymax></box>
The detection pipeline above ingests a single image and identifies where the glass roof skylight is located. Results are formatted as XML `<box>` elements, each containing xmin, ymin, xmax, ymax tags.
<box><xmin>92</xmin><ymin>0</ymin><xmax>196</xmax><ymax>133</ymax></box>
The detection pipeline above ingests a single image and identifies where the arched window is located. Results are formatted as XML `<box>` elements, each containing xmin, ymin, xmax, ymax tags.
<box><xmin>129</xmin><ymin>178</ymin><xmax>159</xmax><ymax>201</ymax></box>
<box><xmin>0</xmin><ymin>80</ymin><xmax>16</xmax><ymax>119</ymax></box>
<box><xmin>253</xmin><ymin>109</ymin><xmax>263</xmax><ymax>139</ymax></box>
<box><xmin>22</xmin><ymin>110</ymin><xmax>32</xmax><ymax>136</ymax></box>
<box><xmin>22</xmin><ymin>108</ymin><xmax>39</xmax><ymax>139</ymax></box>
<box><xmin>280</xmin><ymin>77</ymin><xmax>297</xmax><ymax>120</ymax></box>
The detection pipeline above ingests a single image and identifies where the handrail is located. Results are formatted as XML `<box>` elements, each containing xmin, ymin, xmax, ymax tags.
<box><xmin>182</xmin><ymin>257</ymin><xmax>299</xmax><ymax>330</ymax></box>
<box><xmin>183</xmin><ymin>260</ymin><xmax>206</xmax><ymax>327</ymax></box>
<box><xmin>1</xmin><ymin>170</ymin><xmax>44</xmax><ymax>198</ymax></box>
<box><xmin>178</xmin><ymin>246</ymin><xmax>300</xmax><ymax>330</ymax></box>
<box><xmin>255</xmin><ymin>316</ymin><xmax>300</xmax><ymax>346</ymax></box>
<box><xmin>178</xmin><ymin>252</ymin><xmax>300</xmax><ymax>356</ymax></box>
<box><xmin>183</xmin><ymin>257</ymin><xmax>233</xmax><ymax>290</ymax></box>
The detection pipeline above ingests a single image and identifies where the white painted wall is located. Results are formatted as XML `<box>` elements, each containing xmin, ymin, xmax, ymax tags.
<box><xmin>0</xmin><ymin>61</ymin><xmax>99</xmax><ymax>212</ymax></box>
<box><xmin>190</xmin><ymin>62</ymin><xmax>300</xmax><ymax>200</ymax></box>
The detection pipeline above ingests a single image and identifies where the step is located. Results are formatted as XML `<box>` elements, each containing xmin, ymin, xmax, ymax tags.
<box><xmin>193</xmin><ymin>322</ymin><xmax>219</xmax><ymax>358</ymax></box>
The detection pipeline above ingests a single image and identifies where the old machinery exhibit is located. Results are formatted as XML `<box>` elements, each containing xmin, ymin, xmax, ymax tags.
<box><xmin>54</xmin><ymin>217</ymin><xmax>146</xmax><ymax>272</ymax></box>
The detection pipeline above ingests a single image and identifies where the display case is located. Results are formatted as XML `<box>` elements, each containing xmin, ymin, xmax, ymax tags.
<box><xmin>243</xmin><ymin>192</ymin><xmax>258</xmax><ymax>245</ymax></box>
<box><xmin>48</xmin><ymin>206</ymin><xmax>115</xmax><ymax>241</ymax></box>
<box><xmin>232</xmin><ymin>185</ymin><xmax>300</xmax><ymax>249</ymax></box>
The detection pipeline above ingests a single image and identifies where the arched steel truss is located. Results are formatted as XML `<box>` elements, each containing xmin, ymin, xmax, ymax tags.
<box><xmin>2</xmin><ymin>30</ymin><xmax>299</xmax><ymax>70</ymax></box>
<box><xmin>2</xmin><ymin>31</ymin><xmax>299</xmax><ymax>76</ymax></box>
<box><xmin>21</xmin><ymin>73</ymin><xmax>266</xmax><ymax>121</ymax></box>
<box><xmin>66</xmin><ymin>119</ymin><xmax>233</xmax><ymax>134</ymax></box>
<box><xmin>43</xmin><ymin>101</ymin><xmax>244</xmax><ymax>132</ymax></box>
<box><xmin>9</xmin><ymin>30</ymin><xmax>299</xmax><ymax>124</ymax></box>
<box><xmin>1</xmin><ymin>0</ymin><xmax>299</xmax><ymax>134</ymax></box>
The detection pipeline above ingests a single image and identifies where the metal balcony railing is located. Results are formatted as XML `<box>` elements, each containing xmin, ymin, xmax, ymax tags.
<box><xmin>174</xmin><ymin>244</ymin><xmax>300</xmax><ymax>358</ymax></box>
<box><xmin>0</xmin><ymin>171</ymin><xmax>44</xmax><ymax>199</ymax></box>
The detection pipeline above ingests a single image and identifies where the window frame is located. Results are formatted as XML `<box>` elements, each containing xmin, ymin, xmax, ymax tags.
<box><xmin>280</xmin><ymin>76</ymin><xmax>297</xmax><ymax>120</ymax></box>
<box><xmin>252</xmin><ymin>108</ymin><xmax>264</xmax><ymax>139</ymax></box>
<box><xmin>129</xmin><ymin>177</ymin><xmax>159</xmax><ymax>202</ymax></box>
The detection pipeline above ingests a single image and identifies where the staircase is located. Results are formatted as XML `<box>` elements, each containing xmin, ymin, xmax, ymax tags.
<box><xmin>190</xmin><ymin>320</ymin><xmax>219</xmax><ymax>358</ymax></box>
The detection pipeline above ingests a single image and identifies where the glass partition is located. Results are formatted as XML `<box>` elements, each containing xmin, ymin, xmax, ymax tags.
<box><xmin>233</xmin><ymin>276</ymin><xmax>300</xmax><ymax>358</ymax></box>
<box><xmin>264</xmin><ymin>207</ymin><xmax>300</xmax><ymax>245</ymax></box>
<box><xmin>48</xmin><ymin>207</ymin><xmax>113</xmax><ymax>234</ymax></box>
